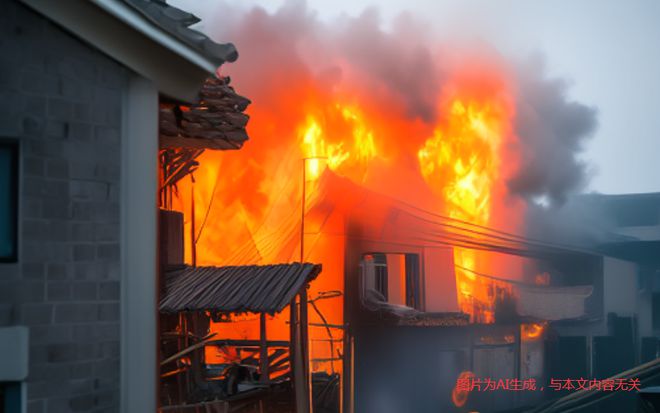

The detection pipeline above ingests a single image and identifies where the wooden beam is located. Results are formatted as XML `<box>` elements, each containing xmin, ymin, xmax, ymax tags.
<box><xmin>160</xmin><ymin>332</ymin><xmax>217</xmax><ymax>366</ymax></box>
<box><xmin>307</xmin><ymin>322</ymin><xmax>345</xmax><ymax>330</ymax></box>
<box><xmin>205</xmin><ymin>339</ymin><xmax>290</xmax><ymax>348</ymax></box>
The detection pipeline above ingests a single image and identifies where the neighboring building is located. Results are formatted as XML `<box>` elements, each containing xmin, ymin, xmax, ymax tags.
<box><xmin>302</xmin><ymin>177</ymin><xmax>660</xmax><ymax>412</ymax></box>
<box><xmin>0</xmin><ymin>0</ymin><xmax>243</xmax><ymax>412</ymax></box>
<box><xmin>551</xmin><ymin>193</ymin><xmax>660</xmax><ymax>358</ymax></box>
<box><xmin>295</xmin><ymin>172</ymin><xmax>597</xmax><ymax>412</ymax></box>
<box><xmin>545</xmin><ymin>193</ymin><xmax>660</xmax><ymax>412</ymax></box>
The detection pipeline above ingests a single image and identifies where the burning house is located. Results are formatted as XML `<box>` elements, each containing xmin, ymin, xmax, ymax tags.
<box><xmin>155</xmin><ymin>72</ymin><xmax>329</xmax><ymax>411</ymax></box>
<box><xmin>2</xmin><ymin>0</ymin><xmax>659</xmax><ymax>412</ymax></box>
<box><xmin>166</xmin><ymin>166</ymin><xmax>659</xmax><ymax>412</ymax></box>
<box><xmin>150</xmin><ymin>6</ymin><xmax>660</xmax><ymax>412</ymax></box>
<box><xmin>149</xmin><ymin>16</ymin><xmax>600</xmax><ymax>410</ymax></box>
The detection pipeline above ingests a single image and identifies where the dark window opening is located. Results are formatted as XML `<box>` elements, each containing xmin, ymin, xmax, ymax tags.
<box><xmin>1</xmin><ymin>382</ymin><xmax>22</xmax><ymax>413</ymax></box>
<box><xmin>362</xmin><ymin>253</ymin><xmax>421</xmax><ymax>310</ymax></box>
<box><xmin>0</xmin><ymin>139</ymin><xmax>18</xmax><ymax>263</ymax></box>
<box><xmin>652</xmin><ymin>293</ymin><xmax>660</xmax><ymax>330</ymax></box>
<box><xmin>405</xmin><ymin>254</ymin><xmax>420</xmax><ymax>309</ymax></box>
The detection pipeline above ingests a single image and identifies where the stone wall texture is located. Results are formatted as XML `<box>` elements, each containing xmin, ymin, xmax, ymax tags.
<box><xmin>0</xmin><ymin>1</ymin><xmax>128</xmax><ymax>411</ymax></box>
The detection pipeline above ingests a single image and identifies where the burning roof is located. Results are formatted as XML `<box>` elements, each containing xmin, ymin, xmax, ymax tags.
<box><xmin>160</xmin><ymin>76</ymin><xmax>251</xmax><ymax>150</ymax></box>
<box><xmin>159</xmin><ymin>262</ymin><xmax>322</xmax><ymax>314</ymax></box>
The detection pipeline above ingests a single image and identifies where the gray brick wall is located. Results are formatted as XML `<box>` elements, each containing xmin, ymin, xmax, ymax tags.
<box><xmin>0</xmin><ymin>1</ymin><xmax>127</xmax><ymax>411</ymax></box>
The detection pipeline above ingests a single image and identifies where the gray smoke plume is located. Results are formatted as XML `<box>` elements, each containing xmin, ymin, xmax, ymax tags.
<box><xmin>204</xmin><ymin>1</ymin><xmax>598</xmax><ymax>209</ymax></box>
<box><xmin>333</xmin><ymin>9</ymin><xmax>443</xmax><ymax>123</ymax></box>
<box><xmin>509</xmin><ymin>55</ymin><xmax>598</xmax><ymax>206</ymax></box>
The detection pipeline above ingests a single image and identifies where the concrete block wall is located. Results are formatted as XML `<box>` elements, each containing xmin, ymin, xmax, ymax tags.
<box><xmin>0</xmin><ymin>1</ymin><xmax>128</xmax><ymax>411</ymax></box>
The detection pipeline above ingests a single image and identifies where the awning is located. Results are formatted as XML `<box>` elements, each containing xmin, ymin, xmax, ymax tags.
<box><xmin>159</xmin><ymin>263</ymin><xmax>322</xmax><ymax>314</ymax></box>
<box><xmin>517</xmin><ymin>285</ymin><xmax>593</xmax><ymax>321</ymax></box>
<box><xmin>363</xmin><ymin>289</ymin><xmax>469</xmax><ymax>327</ymax></box>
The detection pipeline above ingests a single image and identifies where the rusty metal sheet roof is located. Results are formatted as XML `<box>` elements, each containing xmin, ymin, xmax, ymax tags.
<box><xmin>160</xmin><ymin>263</ymin><xmax>322</xmax><ymax>314</ymax></box>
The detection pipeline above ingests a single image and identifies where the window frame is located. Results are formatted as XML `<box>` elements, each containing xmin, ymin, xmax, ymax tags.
<box><xmin>404</xmin><ymin>253</ymin><xmax>421</xmax><ymax>309</ymax></box>
<box><xmin>362</xmin><ymin>252</ymin><xmax>422</xmax><ymax>311</ymax></box>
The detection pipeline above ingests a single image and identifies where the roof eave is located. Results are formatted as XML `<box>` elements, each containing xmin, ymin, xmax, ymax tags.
<box><xmin>21</xmin><ymin>0</ymin><xmax>221</xmax><ymax>103</ymax></box>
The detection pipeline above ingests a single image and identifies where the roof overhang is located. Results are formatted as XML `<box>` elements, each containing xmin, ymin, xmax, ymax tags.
<box><xmin>20</xmin><ymin>0</ymin><xmax>220</xmax><ymax>102</ymax></box>
<box><xmin>160</xmin><ymin>263</ymin><xmax>323</xmax><ymax>314</ymax></box>
<box><xmin>598</xmin><ymin>240</ymin><xmax>660</xmax><ymax>266</ymax></box>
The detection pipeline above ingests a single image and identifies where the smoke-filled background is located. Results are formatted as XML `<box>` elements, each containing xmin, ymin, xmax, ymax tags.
<box><xmin>159</xmin><ymin>3</ymin><xmax>658</xmax><ymax>407</ymax></box>
<box><xmin>172</xmin><ymin>0</ymin><xmax>660</xmax><ymax>198</ymax></box>
<box><xmin>167</xmin><ymin>0</ymin><xmax>660</xmax><ymax>251</ymax></box>
<box><xmin>189</xmin><ymin>1</ymin><xmax>596</xmax><ymax>199</ymax></box>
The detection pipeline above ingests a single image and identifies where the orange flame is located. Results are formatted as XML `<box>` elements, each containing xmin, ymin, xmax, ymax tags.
<box><xmin>169</xmin><ymin>54</ymin><xmax>524</xmax><ymax>372</ymax></box>
<box><xmin>300</xmin><ymin>104</ymin><xmax>378</xmax><ymax>181</ymax></box>
<box><xmin>522</xmin><ymin>322</ymin><xmax>546</xmax><ymax>340</ymax></box>
<box><xmin>418</xmin><ymin>65</ymin><xmax>519</xmax><ymax>323</ymax></box>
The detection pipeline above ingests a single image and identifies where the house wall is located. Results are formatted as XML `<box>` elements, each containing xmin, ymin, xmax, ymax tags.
<box><xmin>353</xmin><ymin>324</ymin><xmax>524</xmax><ymax>413</ymax></box>
<box><xmin>553</xmin><ymin>256</ymin><xmax>641</xmax><ymax>380</ymax></box>
<box><xmin>603</xmin><ymin>256</ymin><xmax>638</xmax><ymax>317</ymax></box>
<box><xmin>555</xmin><ymin>256</ymin><xmax>638</xmax><ymax>335</ymax></box>
<box><xmin>0</xmin><ymin>1</ymin><xmax>128</xmax><ymax>411</ymax></box>
<box><xmin>353</xmin><ymin>325</ymin><xmax>471</xmax><ymax>413</ymax></box>
<box><xmin>423</xmin><ymin>247</ymin><xmax>458</xmax><ymax>312</ymax></box>
<box><xmin>385</xmin><ymin>254</ymin><xmax>406</xmax><ymax>306</ymax></box>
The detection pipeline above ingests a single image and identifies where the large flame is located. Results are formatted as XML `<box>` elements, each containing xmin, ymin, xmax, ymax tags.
<box><xmin>169</xmin><ymin>52</ymin><xmax>524</xmax><ymax>374</ymax></box>
<box><xmin>417</xmin><ymin>66</ymin><xmax>519</xmax><ymax>322</ymax></box>
<box><xmin>300</xmin><ymin>104</ymin><xmax>377</xmax><ymax>181</ymax></box>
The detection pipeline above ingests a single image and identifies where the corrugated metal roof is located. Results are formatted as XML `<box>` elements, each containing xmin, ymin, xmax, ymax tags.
<box><xmin>124</xmin><ymin>0</ymin><xmax>238</xmax><ymax>66</ymax></box>
<box><xmin>160</xmin><ymin>263</ymin><xmax>322</xmax><ymax>314</ymax></box>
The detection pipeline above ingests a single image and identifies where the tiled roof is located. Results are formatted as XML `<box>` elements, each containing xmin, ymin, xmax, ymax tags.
<box><xmin>124</xmin><ymin>0</ymin><xmax>238</xmax><ymax>66</ymax></box>
<box><xmin>159</xmin><ymin>76</ymin><xmax>251</xmax><ymax>150</ymax></box>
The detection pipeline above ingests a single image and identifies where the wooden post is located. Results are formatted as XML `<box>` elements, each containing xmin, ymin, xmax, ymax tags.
<box><xmin>300</xmin><ymin>288</ymin><xmax>312</xmax><ymax>413</ymax></box>
<box><xmin>341</xmin><ymin>330</ymin><xmax>354</xmax><ymax>413</ymax></box>
<box><xmin>292</xmin><ymin>293</ymin><xmax>310</xmax><ymax>413</ymax></box>
<box><xmin>190</xmin><ymin>176</ymin><xmax>197</xmax><ymax>267</ymax></box>
<box><xmin>260</xmin><ymin>313</ymin><xmax>269</xmax><ymax>383</ymax></box>
<box><xmin>289</xmin><ymin>297</ymin><xmax>298</xmax><ymax>396</ymax></box>
<box><xmin>300</xmin><ymin>159</ymin><xmax>306</xmax><ymax>263</ymax></box>
<box><xmin>178</xmin><ymin>313</ymin><xmax>187</xmax><ymax>403</ymax></box>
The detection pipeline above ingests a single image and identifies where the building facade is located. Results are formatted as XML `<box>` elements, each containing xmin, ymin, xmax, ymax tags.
<box><xmin>0</xmin><ymin>1</ymin><xmax>239</xmax><ymax>412</ymax></box>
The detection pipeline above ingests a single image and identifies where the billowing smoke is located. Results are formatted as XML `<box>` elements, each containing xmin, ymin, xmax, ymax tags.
<box><xmin>509</xmin><ymin>55</ymin><xmax>598</xmax><ymax>206</ymax></box>
<box><xmin>204</xmin><ymin>0</ymin><xmax>597</xmax><ymax>212</ymax></box>
<box><xmin>332</xmin><ymin>10</ymin><xmax>443</xmax><ymax>123</ymax></box>
<box><xmin>213</xmin><ymin>3</ymin><xmax>445</xmax><ymax>128</ymax></box>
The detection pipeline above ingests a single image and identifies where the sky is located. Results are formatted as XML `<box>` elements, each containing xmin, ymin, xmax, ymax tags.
<box><xmin>172</xmin><ymin>0</ymin><xmax>660</xmax><ymax>195</ymax></box>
